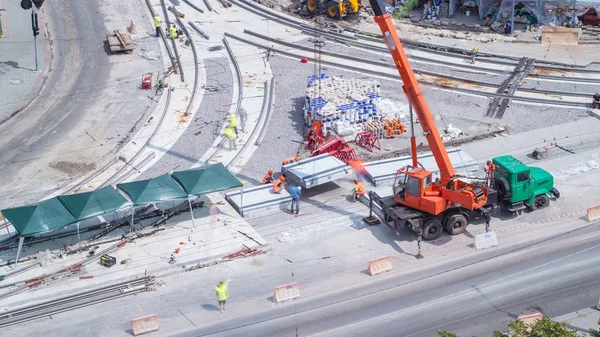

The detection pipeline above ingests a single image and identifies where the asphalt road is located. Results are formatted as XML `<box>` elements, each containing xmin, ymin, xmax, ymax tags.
<box><xmin>175</xmin><ymin>222</ymin><xmax>600</xmax><ymax>337</ymax></box>
<box><xmin>0</xmin><ymin>0</ymin><xmax>160</xmax><ymax>208</ymax></box>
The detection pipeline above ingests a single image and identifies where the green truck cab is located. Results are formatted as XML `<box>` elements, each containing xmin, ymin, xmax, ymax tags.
<box><xmin>492</xmin><ymin>155</ymin><xmax>560</xmax><ymax>212</ymax></box>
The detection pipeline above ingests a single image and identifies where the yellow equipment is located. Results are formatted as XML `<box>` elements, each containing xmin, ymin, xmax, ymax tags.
<box><xmin>306</xmin><ymin>0</ymin><xmax>360</xmax><ymax>19</ymax></box>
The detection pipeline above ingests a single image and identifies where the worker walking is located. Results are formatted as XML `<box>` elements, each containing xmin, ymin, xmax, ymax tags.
<box><xmin>226</xmin><ymin>114</ymin><xmax>238</xmax><ymax>137</ymax></box>
<box><xmin>470</xmin><ymin>47</ymin><xmax>478</xmax><ymax>64</ymax></box>
<box><xmin>153</xmin><ymin>15</ymin><xmax>161</xmax><ymax>37</ymax></box>
<box><xmin>272</xmin><ymin>175</ymin><xmax>286</xmax><ymax>194</ymax></box>
<box><xmin>352</xmin><ymin>179</ymin><xmax>366</xmax><ymax>202</ymax></box>
<box><xmin>224</xmin><ymin>127</ymin><xmax>236</xmax><ymax>150</ymax></box>
<box><xmin>593</xmin><ymin>92</ymin><xmax>600</xmax><ymax>109</ymax></box>
<box><xmin>215</xmin><ymin>281</ymin><xmax>229</xmax><ymax>313</ymax></box>
<box><xmin>262</xmin><ymin>170</ymin><xmax>274</xmax><ymax>184</ymax></box>
<box><xmin>238</xmin><ymin>107</ymin><xmax>248</xmax><ymax>133</ymax></box>
<box><xmin>169</xmin><ymin>24</ymin><xmax>178</xmax><ymax>39</ymax></box>
<box><xmin>288</xmin><ymin>183</ymin><xmax>302</xmax><ymax>215</ymax></box>
<box><xmin>282</xmin><ymin>156</ymin><xmax>300</xmax><ymax>166</ymax></box>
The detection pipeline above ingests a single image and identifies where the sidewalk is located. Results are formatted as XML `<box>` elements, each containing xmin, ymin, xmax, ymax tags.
<box><xmin>0</xmin><ymin>0</ymin><xmax>51</xmax><ymax>125</ymax></box>
<box><xmin>555</xmin><ymin>308</ymin><xmax>600</xmax><ymax>336</ymax></box>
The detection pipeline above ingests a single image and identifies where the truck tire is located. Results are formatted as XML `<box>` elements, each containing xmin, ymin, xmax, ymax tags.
<box><xmin>326</xmin><ymin>1</ymin><xmax>341</xmax><ymax>19</ymax></box>
<box><xmin>422</xmin><ymin>219</ymin><xmax>442</xmax><ymax>240</ymax></box>
<box><xmin>531</xmin><ymin>194</ymin><xmax>549</xmax><ymax>210</ymax></box>
<box><xmin>307</xmin><ymin>0</ymin><xmax>318</xmax><ymax>14</ymax></box>
<box><xmin>495</xmin><ymin>177</ymin><xmax>511</xmax><ymax>201</ymax></box>
<box><xmin>444</xmin><ymin>214</ymin><xmax>468</xmax><ymax>235</ymax></box>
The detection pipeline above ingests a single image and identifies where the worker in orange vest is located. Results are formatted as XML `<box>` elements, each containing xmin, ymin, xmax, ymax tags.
<box><xmin>273</xmin><ymin>175</ymin><xmax>286</xmax><ymax>193</ymax></box>
<box><xmin>282</xmin><ymin>156</ymin><xmax>300</xmax><ymax>166</ymax></box>
<box><xmin>262</xmin><ymin>170</ymin><xmax>274</xmax><ymax>184</ymax></box>
<box><xmin>352</xmin><ymin>179</ymin><xmax>366</xmax><ymax>202</ymax></box>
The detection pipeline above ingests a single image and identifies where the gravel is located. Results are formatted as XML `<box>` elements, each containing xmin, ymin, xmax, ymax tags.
<box><xmin>138</xmin><ymin>57</ymin><xmax>233</xmax><ymax>179</ymax></box>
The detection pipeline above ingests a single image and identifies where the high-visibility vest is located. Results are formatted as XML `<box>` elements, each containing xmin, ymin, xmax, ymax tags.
<box><xmin>153</xmin><ymin>16</ymin><xmax>161</xmax><ymax>28</ymax></box>
<box><xmin>354</xmin><ymin>182</ymin><xmax>366</xmax><ymax>195</ymax></box>
<box><xmin>273</xmin><ymin>178</ymin><xmax>284</xmax><ymax>192</ymax></box>
<box><xmin>169</xmin><ymin>26</ymin><xmax>178</xmax><ymax>39</ymax></box>
<box><xmin>228</xmin><ymin>115</ymin><xmax>238</xmax><ymax>128</ymax></box>
<box><xmin>224</xmin><ymin>127</ymin><xmax>236</xmax><ymax>140</ymax></box>
<box><xmin>216</xmin><ymin>284</ymin><xmax>228</xmax><ymax>301</ymax></box>
<box><xmin>262</xmin><ymin>174</ymin><xmax>273</xmax><ymax>184</ymax></box>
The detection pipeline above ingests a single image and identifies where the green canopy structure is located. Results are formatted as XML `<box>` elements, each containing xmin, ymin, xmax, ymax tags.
<box><xmin>117</xmin><ymin>174</ymin><xmax>188</xmax><ymax>206</ymax></box>
<box><xmin>171</xmin><ymin>163</ymin><xmax>243</xmax><ymax>229</ymax></box>
<box><xmin>2</xmin><ymin>197</ymin><xmax>77</xmax><ymax>263</ymax></box>
<box><xmin>2</xmin><ymin>197</ymin><xmax>76</xmax><ymax>237</ymax></box>
<box><xmin>57</xmin><ymin>186</ymin><xmax>129</xmax><ymax>221</ymax></box>
<box><xmin>171</xmin><ymin>163</ymin><xmax>242</xmax><ymax>195</ymax></box>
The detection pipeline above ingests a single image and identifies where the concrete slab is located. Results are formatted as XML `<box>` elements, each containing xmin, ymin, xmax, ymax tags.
<box><xmin>281</xmin><ymin>154</ymin><xmax>353</xmax><ymax>189</ymax></box>
<box><xmin>225</xmin><ymin>184</ymin><xmax>292</xmax><ymax>217</ymax></box>
<box><xmin>362</xmin><ymin>147</ymin><xmax>480</xmax><ymax>186</ymax></box>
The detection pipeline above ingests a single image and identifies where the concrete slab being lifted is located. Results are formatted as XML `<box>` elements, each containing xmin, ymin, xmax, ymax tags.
<box><xmin>362</xmin><ymin>148</ymin><xmax>481</xmax><ymax>186</ymax></box>
<box><xmin>281</xmin><ymin>154</ymin><xmax>353</xmax><ymax>189</ymax></box>
<box><xmin>226</xmin><ymin>185</ymin><xmax>292</xmax><ymax>217</ymax></box>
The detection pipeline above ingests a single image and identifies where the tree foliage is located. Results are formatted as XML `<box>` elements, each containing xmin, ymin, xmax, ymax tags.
<box><xmin>438</xmin><ymin>317</ymin><xmax>584</xmax><ymax>337</ymax></box>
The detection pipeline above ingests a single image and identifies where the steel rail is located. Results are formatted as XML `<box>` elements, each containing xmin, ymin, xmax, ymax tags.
<box><xmin>254</xmin><ymin>79</ymin><xmax>276</xmax><ymax>146</ymax></box>
<box><xmin>181</xmin><ymin>0</ymin><xmax>204</xmax><ymax>13</ymax></box>
<box><xmin>161</xmin><ymin>0</ymin><xmax>185</xmax><ymax>82</ymax></box>
<box><xmin>223</xmin><ymin>37</ymin><xmax>243</xmax><ymax>116</ymax></box>
<box><xmin>224</xmin><ymin>32</ymin><xmax>589</xmax><ymax>109</ymax></box>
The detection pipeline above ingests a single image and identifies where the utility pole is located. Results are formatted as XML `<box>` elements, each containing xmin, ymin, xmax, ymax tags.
<box><xmin>31</xmin><ymin>5</ymin><xmax>39</xmax><ymax>72</ymax></box>
<box><xmin>510</xmin><ymin>0</ymin><xmax>515</xmax><ymax>35</ymax></box>
<box><xmin>20</xmin><ymin>0</ymin><xmax>44</xmax><ymax>72</ymax></box>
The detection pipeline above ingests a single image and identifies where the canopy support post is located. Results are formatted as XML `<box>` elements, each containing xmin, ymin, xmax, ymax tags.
<box><xmin>76</xmin><ymin>222</ymin><xmax>82</xmax><ymax>253</ymax></box>
<box><xmin>240</xmin><ymin>184</ymin><xmax>245</xmax><ymax>218</ymax></box>
<box><xmin>188</xmin><ymin>196</ymin><xmax>196</xmax><ymax>232</ymax></box>
<box><xmin>130</xmin><ymin>206</ymin><xmax>135</xmax><ymax>233</ymax></box>
<box><xmin>15</xmin><ymin>236</ymin><xmax>24</xmax><ymax>264</ymax></box>
<box><xmin>4</xmin><ymin>218</ymin><xmax>9</xmax><ymax>237</ymax></box>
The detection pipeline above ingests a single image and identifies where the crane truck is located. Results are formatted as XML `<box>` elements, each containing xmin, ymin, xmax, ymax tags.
<box><xmin>365</xmin><ymin>0</ymin><xmax>559</xmax><ymax>241</ymax></box>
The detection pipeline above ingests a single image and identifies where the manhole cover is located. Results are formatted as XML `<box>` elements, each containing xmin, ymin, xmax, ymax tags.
<box><xmin>10</xmin><ymin>79</ymin><xmax>22</xmax><ymax>85</ymax></box>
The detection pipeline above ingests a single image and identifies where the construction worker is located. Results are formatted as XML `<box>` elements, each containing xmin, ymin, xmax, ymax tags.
<box><xmin>153</xmin><ymin>15</ymin><xmax>161</xmax><ymax>37</ymax></box>
<box><xmin>272</xmin><ymin>174</ymin><xmax>286</xmax><ymax>194</ymax></box>
<box><xmin>593</xmin><ymin>92</ymin><xmax>600</xmax><ymax>109</ymax></box>
<box><xmin>226</xmin><ymin>114</ymin><xmax>238</xmax><ymax>137</ymax></box>
<box><xmin>224</xmin><ymin>127</ymin><xmax>236</xmax><ymax>150</ymax></box>
<box><xmin>282</xmin><ymin>156</ymin><xmax>300</xmax><ymax>166</ymax></box>
<box><xmin>262</xmin><ymin>170</ymin><xmax>274</xmax><ymax>184</ymax></box>
<box><xmin>470</xmin><ymin>47</ymin><xmax>478</xmax><ymax>64</ymax></box>
<box><xmin>352</xmin><ymin>179</ymin><xmax>366</xmax><ymax>202</ymax></box>
<box><xmin>238</xmin><ymin>107</ymin><xmax>248</xmax><ymax>133</ymax></box>
<box><xmin>215</xmin><ymin>281</ymin><xmax>228</xmax><ymax>313</ymax></box>
<box><xmin>169</xmin><ymin>24</ymin><xmax>178</xmax><ymax>39</ymax></box>
<box><xmin>288</xmin><ymin>183</ymin><xmax>302</xmax><ymax>215</ymax></box>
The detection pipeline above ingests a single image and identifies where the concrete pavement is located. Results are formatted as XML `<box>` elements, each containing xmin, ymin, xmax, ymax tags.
<box><xmin>0</xmin><ymin>0</ymin><xmax>51</xmax><ymax>124</ymax></box>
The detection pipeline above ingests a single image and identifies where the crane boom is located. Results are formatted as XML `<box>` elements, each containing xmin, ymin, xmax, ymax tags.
<box><xmin>369</xmin><ymin>0</ymin><xmax>455</xmax><ymax>183</ymax></box>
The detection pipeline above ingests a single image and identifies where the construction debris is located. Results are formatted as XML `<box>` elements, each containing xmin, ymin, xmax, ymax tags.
<box><xmin>168</xmin><ymin>5</ymin><xmax>185</xmax><ymax>18</ymax></box>
<box><xmin>106</xmin><ymin>30</ymin><xmax>133</xmax><ymax>54</ymax></box>
<box><xmin>222</xmin><ymin>245</ymin><xmax>264</xmax><ymax>261</ymax></box>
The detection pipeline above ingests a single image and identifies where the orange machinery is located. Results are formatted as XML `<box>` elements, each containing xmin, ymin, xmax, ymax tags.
<box><xmin>367</xmin><ymin>0</ymin><xmax>493</xmax><ymax>241</ymax></box>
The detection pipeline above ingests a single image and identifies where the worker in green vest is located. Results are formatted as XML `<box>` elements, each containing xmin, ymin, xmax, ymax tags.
<box><xmin>215</xmin><ymin>281</ymin><xmax>228</xmax><ymax>313</ymax></box>
<box><xmin>169</xmin><ymin>25</ymin><xmax>178</xmax><ymax>39</ymax></box>
<box><xmin>227</xmin><ymin>113</ymin><xmax>238</xmax><ymax>137</ymax></box>
<box><xmin>153</xmin><ymin>15</ymin><xmax>161</xmax><ymax>37</ymax></box>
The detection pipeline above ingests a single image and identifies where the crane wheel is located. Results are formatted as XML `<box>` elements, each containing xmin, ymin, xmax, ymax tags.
<box><xmin>444</xmin><ymin>214</ymin><xmax>467</xmax><ymax>235</ymax></box>
<box><xmin>326</xmin><ymin>1</ymin><xmax>341</xmax><ymax>19</ymax></box>
<box><xmin>422</xmin><ymin>219</ymin><xmax>442</xmax><ymax>240</ymax></box>
<box><xmin>530</xmin><ymin>194</ymin><xmax>549</xmax><ymax>210</ymax></box>
<box><xmin>307</xmin><ymin>0</ymin><xmax>318</xmax><ymax>14</ymax></box>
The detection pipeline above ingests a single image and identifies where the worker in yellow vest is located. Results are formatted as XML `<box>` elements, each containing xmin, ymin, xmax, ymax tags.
<box><xmin>169</xmin><ymin>25</ymin><xmax>178</xmax><ymax>39</ymax></box>
<box><xmin>352</xmin><ymin>179</ymin><xmax>366</xmax><ymax>202</ymax></box>
<box><xmin>226</xmin><ymin>114</ymin><xmax>238</xmax><ymax>137</ymax></box>
<box><xmin>153</xmin><ymin>15</ymin><xmax>161</xmax><ymax>37</ymax></box>
<box><xmin>215</xmin><ymin>281</ymin><xmax>228</xmax><ymax>313</ymax></box>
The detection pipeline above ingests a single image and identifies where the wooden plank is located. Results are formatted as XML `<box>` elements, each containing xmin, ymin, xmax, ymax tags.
<box><xmin>114</xmin><ymin>29</ymin><xmax>127</xmax><ymax>49</ymax></box>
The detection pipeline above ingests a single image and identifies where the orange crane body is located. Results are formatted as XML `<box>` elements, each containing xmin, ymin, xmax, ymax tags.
<box><xmin>371</xmin><ymin>5</ymin><xmax>488</xmax><ymax>215</ymax></box>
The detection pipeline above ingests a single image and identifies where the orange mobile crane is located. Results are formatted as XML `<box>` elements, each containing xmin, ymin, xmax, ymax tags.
<box><xmin>366</xmin><ymin>0</ymin><xmax>498</xmax><ymax>243</ymax></box>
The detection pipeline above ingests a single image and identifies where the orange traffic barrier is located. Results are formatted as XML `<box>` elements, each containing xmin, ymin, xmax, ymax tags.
<box><xmin>273</xmin><ymin>282</ymin><xmax>300</xmax><ymax>303</ymax></box>
<box><xmin>367</xmin><ymin>256</ymin><xmax>392</xmax><ymax>276</ymax></box>
<box><xmin>586</xmin><ymin>204</ymin><xmax>600</xmax><ymax>222</ymax></box>
<box><xmin>517</xmin><ymin>312</ymin><xmax>542</xmax><ymax>326</ymax></box>
<box><xmin>131</xmin><ymin>314</ymin><xmax>159</xmax><ymax>336</ymax></box>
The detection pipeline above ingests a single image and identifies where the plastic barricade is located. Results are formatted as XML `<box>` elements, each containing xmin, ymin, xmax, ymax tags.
<box><xmin>586</xmin><ymin>204</ymin><xmax>600</xmax><ymax>222</ymax></box>
<box><xmin>131</xmin><ymin>314</ymin><xmax>159</xmax><ymax>336</ymax></box>
<box><xmin>367</xmin><ymin>256</ymin><xmax>392</xmax><ymax>276</ymax></box>
<box><xmin>475</xmin><ymin>231</ymin><xmax>498</xmax><ymax>250</ymax></box>
<box><xmin>273</xmin><ymin>282</ymin><xmax>300</xmax><ymax>303</ymax></box>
